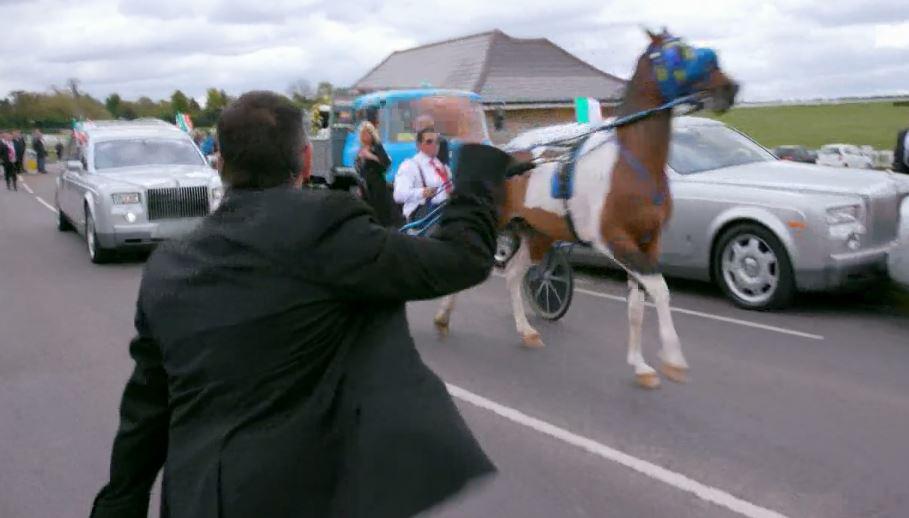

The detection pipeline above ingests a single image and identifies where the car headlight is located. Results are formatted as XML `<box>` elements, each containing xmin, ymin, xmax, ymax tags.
<box><xmin>111</xmin><ymin>192</ymin><xmax>141</xmax><ymax>205</ymax></box>
<box><xmin>210</xmin><ymin>186</ymin><xmax>224</xmax><ymax>210</ymax></box>
<box><xmin>826</xmin><ymin>205</ymin><xmax>861</xmax><ymax>226</ymax></box>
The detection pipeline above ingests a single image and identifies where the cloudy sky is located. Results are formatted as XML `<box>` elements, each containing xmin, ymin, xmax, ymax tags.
<box><xmin>2</xmin><ymin>0</ymin><xmax>907</xmax><ymax>104</ymax></box>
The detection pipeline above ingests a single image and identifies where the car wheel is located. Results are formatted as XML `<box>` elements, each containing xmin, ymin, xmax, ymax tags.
<box><xmin>57</xmin><ymin>205</ymin><xmax>74</xmax><ymax>232</ymax></box>
<box><xmin>85</xmin><ymin>209</ymin><xmax>113</xmax><ymax>264</ymax></box>
<box><xmin>712</xmin><ymin>223</ymin><xmax>795</xmax><ymax>310</ymax></box>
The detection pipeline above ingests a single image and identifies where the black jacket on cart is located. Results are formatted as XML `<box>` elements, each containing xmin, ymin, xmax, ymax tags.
<box><xmin>90</xmin><ymin>144</ymin><xmax>512</xmax><ymax>518</ymax></box>
<box><xmin>893</xmin><ymin>128</ymin><xmax>909</xmax><ymax>174</ymax></box>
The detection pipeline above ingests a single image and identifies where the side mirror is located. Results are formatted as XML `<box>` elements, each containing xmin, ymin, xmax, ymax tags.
<box><xmin>66</xmin><ymin>160</ymin><xmax>84</xmax><ymax>173</ymax></box>
<box><xmin>207</xmin><ymin>155</ymin><xmax>218</xmax><ymax>169</ymax></box>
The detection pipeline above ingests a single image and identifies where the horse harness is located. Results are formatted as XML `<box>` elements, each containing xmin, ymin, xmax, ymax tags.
<box><xmin>549</xmin><ymin>132</ymin><xmax>666</xmax><ymax>246</ymax></box>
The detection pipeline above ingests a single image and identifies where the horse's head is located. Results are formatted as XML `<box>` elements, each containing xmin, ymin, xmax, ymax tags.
<box><xmin>632</xmin><ymin>28</ymin><xmax>739</xmax><ymax>113</ymax></box>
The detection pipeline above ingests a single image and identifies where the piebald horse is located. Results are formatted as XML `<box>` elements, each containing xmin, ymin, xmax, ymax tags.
<box><xmin>433</xmin><ymin>30</ymin><xmax>739</xmax><ymax>389</ymax></box>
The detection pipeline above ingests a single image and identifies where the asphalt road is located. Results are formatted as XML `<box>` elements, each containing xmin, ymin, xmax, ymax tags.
<box><xmin>2</xmin><ymin>170</ymin><xmax>908</xmax><ymax>518</ymax></box>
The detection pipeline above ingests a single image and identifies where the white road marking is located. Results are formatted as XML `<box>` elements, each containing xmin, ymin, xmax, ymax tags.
<box><xmin>35</xmin><ymin>196</ymin><xmax>58</xmax><ymax>214</ymax></box>
<box><xmin>19</xmin><ymin>180</ymin><xmax>59</xmax><ymax>214</ymax></box>
<box><xmin>447</xmin><ymin>383</ymin><xmax>791</xmax><ymax>518</ymax></box>
<box><xmin>491</xmin><ymin>271</ymin><xmax>823</xmax><ymax>340</ymax></box>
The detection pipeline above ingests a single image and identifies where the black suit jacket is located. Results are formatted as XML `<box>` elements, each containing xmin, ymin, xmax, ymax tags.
<box><xmin>438</xmin><ymin>136</ymin><xmax>450</xmax><ymax>165</ymax></box>
<box><xmin>1</xmin><ymin>141</ymin><xmax>13</xmax><ymax>169</ymax></box>
<box><xmin>893</xmin><ymin>128</ymin><xmax>909</xmax><ymax>174</ymax></box>
<box><xmin>13</xmin><ymin>137</ymin><xmax>26</xmax><ymax>163</ymax></box>
<box><xmin>90</xmin><ymin>144</ymin><xmax>511</xmax><ymax>518</ymax></box>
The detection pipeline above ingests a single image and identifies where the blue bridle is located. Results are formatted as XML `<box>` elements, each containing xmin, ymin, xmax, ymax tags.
<box><xmin>649</xmin><ymin>36</ymin><xmax>719</xmax><ymax>103</ymax></box>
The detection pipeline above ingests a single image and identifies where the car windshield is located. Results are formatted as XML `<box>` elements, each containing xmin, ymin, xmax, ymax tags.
<box><xmin>669</xmin><ymin>125</ymin><xmax>776</xmax><ymax>175</ymax></box>
<box><xmin>386</xmin><ymin>97</ymin><xmax>489</xmax><ymax>143</ymax></box>
<box><xmin>94</xmin><ymin>138</ymin><xmax>204</xmax><ymax>170</ymax></box>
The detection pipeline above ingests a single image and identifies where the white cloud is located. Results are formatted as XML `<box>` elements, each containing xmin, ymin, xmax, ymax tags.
<box><xmin>875</xmin><ymin>22</ymin><xmax>909</xmax><ymax>49</ymax></box>
<box><xmin>0</xmin><ymin>0</ymin><xmax>906</xmax><ymax>103</ymax></box>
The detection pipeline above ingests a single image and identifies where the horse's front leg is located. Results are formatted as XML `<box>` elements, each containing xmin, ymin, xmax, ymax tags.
<box><xmin>637</xmin><ymin>272</ymin><xmax>688</xmax><ymax>383</ymax></box>
<box><xmin>434</xmin><ymin>294</ymin><xmax>457</xmax><ymax>338</ymax></box>
<box><xmin>505</xmin><ymin>239</ymin><xmax>543</xmax><ymax>348</ymax></box>
<box><xmin>627</xmin><ymin>278</ymin><xmax>660</xmax><ymax>389</ymax></box>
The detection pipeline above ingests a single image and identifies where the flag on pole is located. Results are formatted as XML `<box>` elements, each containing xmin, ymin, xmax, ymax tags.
<box><xmin>72</xmin><ymin>118</ymin><xmax>88</xmax><ymax>144</ymax></box>
<box><xmin>175</xmin><ymin>112</ymin><xmax>194</xmax><ymax>133</ymax></box>
<box><xmin>574</xmin><ymin>97</ymin><xmax>603</xmax><ymax>124</ymax></box>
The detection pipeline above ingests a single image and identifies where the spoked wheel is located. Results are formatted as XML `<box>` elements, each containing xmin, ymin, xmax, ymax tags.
<box><xmin>523</xmin><ymin>248</ymin><xmax>574</xmax><ymax>320</ymax></box>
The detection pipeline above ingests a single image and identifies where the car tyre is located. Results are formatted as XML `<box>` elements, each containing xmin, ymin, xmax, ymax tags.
<box><xmin>712</xmin><ymin>223</ymin><xmax>795</xmax><ymax>310</ymax></box>
<box><xmin>85</xmin><ymin>208</ymin><xmax>114</xmax><ymax>264</ymax></box>
<box><xmin>57</xmin><ymin>205</ymin><xmax>74</xmax><ymax>232</ymax></box>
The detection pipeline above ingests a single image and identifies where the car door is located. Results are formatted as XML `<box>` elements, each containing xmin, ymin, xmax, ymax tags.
<box><xmin>659</xmin><ymin>169</ymin><xmax>701</xmax><ymax>272</ymax></box>
<box><xmin>65</xmin><ymin>143</ymin><xmax>91</xmax><ymax>229</ymax></box>
<box><xmin>59</xmin><ymin>139</ymin><xmax>81</xmax><ymax>220</ymax></box>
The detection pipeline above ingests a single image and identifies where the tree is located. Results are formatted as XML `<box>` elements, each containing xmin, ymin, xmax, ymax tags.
<box><xmin>316</xmin><ymin>81</ymin><xmax>333</xmax><ymax>102</ymax></box>
<box><xmin>288</xmin><ymin>79</ymin><xmax>313</xmax><ymax>102</ymax></box>
<box><xmin>170</xmin><ymin>90</ymin><xmax>190</xmax><ymax>115</ymax></box>
<box><xmin>120</xmin><ymin>104</ymin><xmax>138</xmax><ymax>120</ymax></box>
<box><xmin>105</xmin><ymin>93</ymin><xmax>122</xmax><ymax>118</ymax></box>
<box><xmin>195</xmin><ymin>88</ymin><xmax>230</xmax><ymax>127</ymax></box>
<box><xmin>67</xmin><ymin>78</ymin><xmax>81</xmax><ymax>98</ymax></box>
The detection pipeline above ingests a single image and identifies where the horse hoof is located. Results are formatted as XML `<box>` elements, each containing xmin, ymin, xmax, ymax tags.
<box><xmin>636</xmin><ymin>373</ymin><xmax>661</xmax><ymax>389</ymax></box>
<box><xmin>660</xmin><ymin>362</ymin><xmax>688</xmax><ymax>383</ymax></box>
<box><xmin>521</xmin><ymin>333</ymin><xmax>544</xmax><ymax>349</ymax></box>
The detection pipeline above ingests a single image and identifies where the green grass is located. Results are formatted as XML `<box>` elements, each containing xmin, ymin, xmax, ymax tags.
<box><xmin>701</xmin><ymin>101</ymin><xmax>909</xmax><ymax>150</ymax></box>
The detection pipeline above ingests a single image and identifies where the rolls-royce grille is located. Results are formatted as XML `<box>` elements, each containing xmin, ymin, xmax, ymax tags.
<box><xmin>146</xmin><ymin>186</ymin><xmax>210</xmax><ymax>221</ymax></box>
<box><xmin>866</xmin><ymin>194</ymin><xmax>901</xmax><ymax>246</ymax></box>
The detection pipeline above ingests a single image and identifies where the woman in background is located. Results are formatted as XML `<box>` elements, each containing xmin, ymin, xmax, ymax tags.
<box><xmin>355</xmin><ymin>121</ymin><xmax>397</xmax><ymax>226</ymax></box>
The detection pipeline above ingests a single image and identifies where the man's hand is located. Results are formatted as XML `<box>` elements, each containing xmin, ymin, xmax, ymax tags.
<box><xmin>422</xmin><ymin>187</ymin><xmax>437</xmax><ymax>199</ymax></box>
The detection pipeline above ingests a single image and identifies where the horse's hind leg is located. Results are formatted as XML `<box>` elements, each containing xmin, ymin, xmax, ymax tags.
<box><xmin>434</xmin><ymin>294</ymin><xmax>456</xmax><ymax>338</ymax></box>
<box><xmin>627</xmin><ymin>278</ymin><xmax>659</xmax><ymax>389</ymax></box>
<box><xmin>505</xmin><ymin>236</ymin><xmax>543</xmax><ymax>348</ymax></box>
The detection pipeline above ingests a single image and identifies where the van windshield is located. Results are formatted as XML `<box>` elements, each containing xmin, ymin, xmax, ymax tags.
<box><xmin>385</xmin><ymin>98</ymin><xmax>489</xmax><ymax>143</ymax></box>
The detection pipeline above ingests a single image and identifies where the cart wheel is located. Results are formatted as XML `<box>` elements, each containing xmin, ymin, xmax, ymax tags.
<box><xmin>523</xmin><ymin>248</ymin><xmax>574</xmax><ymax>320</ymax></box>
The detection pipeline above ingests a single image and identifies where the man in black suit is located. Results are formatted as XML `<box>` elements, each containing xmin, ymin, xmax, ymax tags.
<box><xmin>893</xmin><ymin>127</ymin><xmax>909</xmax><ymax>174</ymax></box>
<box><xmin>2</xmin><ymin>131</ymin><xmax>17</xmax><ymax>190</ymax></box>
<box><xmin>12</xmin><ymin>130</ymin><xmax>26</xmax><ymax>175</ymax></box>
<box><xmin>33</xmin><ymin>130</ymin><xmax>48</xmax><ymax>174</ymax></box>
<box><xmin>90</xmin><ymin>91</ymin><xmax>510</xmax><ymax>518</ymax></box>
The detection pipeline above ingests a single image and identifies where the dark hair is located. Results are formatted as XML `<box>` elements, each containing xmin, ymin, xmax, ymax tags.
<box><xmin>217</xmin><ymin>91</ymin><xmax>307</xmax><ymax>188</ymax></box>
<box><xmin>365</xmin><ymin>106</ymin><xmax>379</xmax><ymax>125</ymax></box>
<box><xmin>417</xmin><ymin>127</ymin><xmax>437</xmax><ymax>144</ymax></box>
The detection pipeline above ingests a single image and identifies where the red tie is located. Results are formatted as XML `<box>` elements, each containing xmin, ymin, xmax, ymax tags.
<box><xmin>432</xmin><ymin>159</ymin><xmax>452</xmax><ymax>193</ymax></box>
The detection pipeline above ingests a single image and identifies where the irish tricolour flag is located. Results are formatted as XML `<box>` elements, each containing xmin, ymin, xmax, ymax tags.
<box><xmin>574</xmin><ymin>97</ymin><xmax>603</xmax><ymax>124</ymax></box>
<box><xmin>175</xmin><ymin>112</ymin><xmax>194</xmax><ymax>133</ymax></box>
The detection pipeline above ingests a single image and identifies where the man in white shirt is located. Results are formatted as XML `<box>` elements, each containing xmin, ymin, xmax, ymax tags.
<box><xmin>394</xmin><ymin>128</ymin><xmax>453</xmax><ymax>221</ymax></box>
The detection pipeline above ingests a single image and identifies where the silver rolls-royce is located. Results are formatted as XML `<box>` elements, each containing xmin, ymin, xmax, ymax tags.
<box><xmin>55</xmin><ymin>119</ymin><xmax>223</xmax><ymax>263</ymax></box>
<box><xmin>503</xmin><ymin>117</ymin><xmax>909</xmax><ymax>310</ymax></box>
